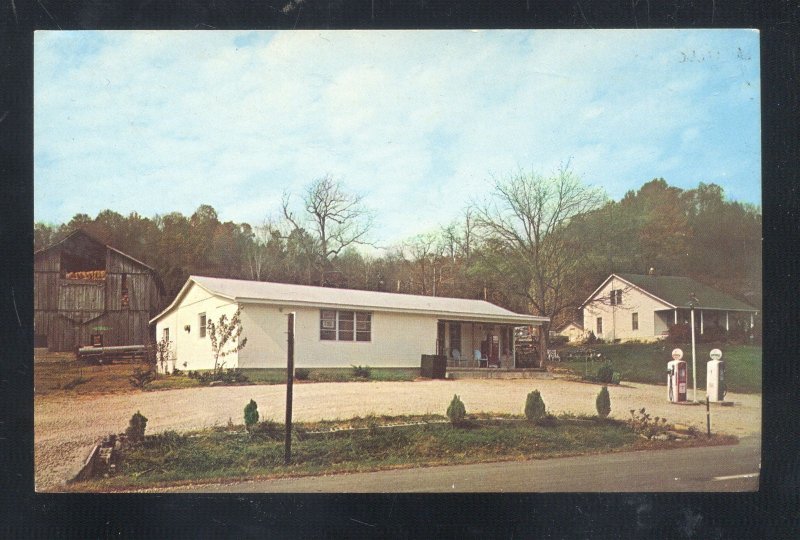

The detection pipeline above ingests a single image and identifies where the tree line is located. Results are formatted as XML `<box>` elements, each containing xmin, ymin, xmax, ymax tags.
<box><xmin>34</xmin><ymin>170</ymin><xmax>762</xmax><ymax>344</ymax></box>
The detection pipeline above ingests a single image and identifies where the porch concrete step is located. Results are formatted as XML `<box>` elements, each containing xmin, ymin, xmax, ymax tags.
<box><xmin>446</xmin><ymin>368</ymin><xmax>553</xmax><ymax>380</ymax></box>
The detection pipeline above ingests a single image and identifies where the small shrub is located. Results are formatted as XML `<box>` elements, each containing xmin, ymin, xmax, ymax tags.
<box><xmin>446</xmin><ymin>394</ymin><xmax>467</xmax><ymax>425</ymax></box>
<box><xmin>596</xmin><ymin>364</ymin><xmax>614</xmax><ymax>384</ymax></box>
<box><xmin>628</xmin><ymin>408</ymin><xmax>669</xmax><ymax>439</ymax></box>
<box><xmin>244</xmin><ymin>399</ymin><xmax>259</xmax><ymax>432</ymax></box>
<box><xmin>129</xmin><ymin>367</ymin><xmax>155</xmax><ymax>389</ymax></box>
<box><xmin>611</xmin><ymin>372</ymin><xmax>621</xmax><ymax>385</ymax></box>
<box><xmin>667</xmin><ymin>323</ymin><xmax>691</xmax><ymax>343</ymax></box>
<box><xmin>295</xmin><ymin>368</ymin><xmax>311</xmax><ymax>380</ymax></box>
<box><xmin>172</xmin><ymin>368</ymin><xmax>183</xmax><ymax>376</ymax></box>
<box><xmin>126</xmin><ymin>411</ymin><xmax>148</xmax><ymax>444</ymax></box>
<box><xmin>584</xmin><ymin>331</ymin><xmax>597</xmax><ymax>345</ymax></box>
<box><xmin>524</xmin><ymin>390</ymin><xmax>546</xmax><ymax>423</ymax></box>
<box><xmin>596</xmin><ymin>386</ymin><xmax>611</xmax><ymax>418</ymax></box>
<box><xmin>351</xmin><ymin>365</ymin><xmax>372</xmax><ymax>379</ymax></box>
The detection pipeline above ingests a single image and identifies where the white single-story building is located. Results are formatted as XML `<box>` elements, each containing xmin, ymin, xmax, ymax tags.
<box><xmin>151</xmin><ymin>276</ymin><xmax>548</xmax><ymax>371</ymax></box>
<box><xmin>581</xmin><ymin>273</ymin><xmax>758</xmax><ymax>343</ymax></box>
<box><xmin>555</xmin><ymin>321</ymin><xmax>586</xmax><ymax>343</ymax></box>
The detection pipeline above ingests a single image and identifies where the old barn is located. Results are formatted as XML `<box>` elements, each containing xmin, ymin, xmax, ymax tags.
<box><xmin>34</xmin><ymin>229</ymin><xmax>166</xmax><ymax>352</ymax></box>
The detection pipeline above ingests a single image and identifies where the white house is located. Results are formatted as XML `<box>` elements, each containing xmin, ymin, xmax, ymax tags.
<box><xmin>581</xmin><ymin>273</ymin><xmax>758</xmax><ymax>343</ymax></box>
<box><xmin>151</xmin><ymin>276</ymin><xmax>548</xmax><ymax>371</ymax></box>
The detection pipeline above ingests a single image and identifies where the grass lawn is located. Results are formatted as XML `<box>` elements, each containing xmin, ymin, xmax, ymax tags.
<box><xmin>69</xmin><ymin>413</ymin><xmax>735</xmax><ymax>491</ymax></box>
<box><xmin>554</xmin><ymin>343</ymin><xmax>761</xmax><ymax>394</ymax></box>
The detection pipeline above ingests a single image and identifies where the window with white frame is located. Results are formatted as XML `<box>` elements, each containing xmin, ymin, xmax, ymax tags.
<box><xmin>320</xmin><ymin>310</ymin><xmax>371</xmax><ymax>342</ymax></box>
<box><xmin>610</xmin><ymin>289</ymin><xmax>623</xmax><ymax>305</ymax></box>
<box><xmin>199</xmin><ymin>313</ymin><xmax>207</xmax><ymax>338</ymax></box>
<box><xmin>597</xmin><ymin>317</ymin><xmax>603</xmax><ymax>335</ymax></box>
<box><xmin>632</xmin><ymin>312</ymin><xmax>639</xmax><ymax>331</ymax></box>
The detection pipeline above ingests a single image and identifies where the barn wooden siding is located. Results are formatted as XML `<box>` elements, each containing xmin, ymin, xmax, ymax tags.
<box><xmin>34</xmin><ymin>232</ymin><xmax>166</xmax><ymax>352</ymax></box>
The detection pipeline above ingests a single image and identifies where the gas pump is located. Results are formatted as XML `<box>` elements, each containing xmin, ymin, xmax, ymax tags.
<box><xmin>707</xmin><ymin>349</ymin><xmax>726</xmax><ymax>402</ymax></box>
<box><xmin>667</xmin><ymin>357</ymin><xmax>688</xmax><ymax>402</ymax></box>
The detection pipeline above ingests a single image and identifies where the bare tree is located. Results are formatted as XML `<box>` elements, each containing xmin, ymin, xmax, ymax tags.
<box><xmin>282</xmin><ymin>175</ymin><xmax>374</xmax><ymax>263</ymax></box>
<box><xmin>474</xmin><ymin>165</ymin><xmax>606</xmax><ymax>348</ymax></box>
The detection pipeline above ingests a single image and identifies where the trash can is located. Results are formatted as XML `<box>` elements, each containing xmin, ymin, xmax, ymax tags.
<box><xmin>421</xmin><ymin>354</ymin><xmax>447</xmax><ymax>379</ymax></box>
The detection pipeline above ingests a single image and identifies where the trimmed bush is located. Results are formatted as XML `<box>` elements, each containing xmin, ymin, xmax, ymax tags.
<box><xmin>351</xmin><ymin>365</ymin><xmax>372</xmax><ymax>379</ymax></box>
<box><xmin>446</xmin><ymin>394</ymin><xmax>466</xmax><ymax>425</ymax></box>
<box><xmin>129</xmin><ymin>367</ymin><xmax>155</xmax><ymax>389</ymax></box>
<box><xmin>596</xmin><ymin>364</ymin><xmax>614</xmax><ymax>384</ymax></box>
<box><xmin>524</xmin><ymin>390</ymin><xmax>546</xmax><ymax>423</ymax></box>
<box><xmin>244</xmin><ymin>399</ymin><xmax>259</xmax><ymax>432</ymax></box>
<box><xmin>596</xmin><ymin>386</ymin><xmax>611</xmax><ymax>418</ymax></box>
<box><xmin>295</xmin><ymin>368</ymin><xmax>311</xmax><ymax>380</ymax></box>
<box><xmin>611</xmin><ymin>372</ymin><xmax>621</xmax><ymax>385</ymax></box>
<box><xmin>126</xmin><ymin>411</ymin><xmax>148</xmax><ymax>444</ymax></box>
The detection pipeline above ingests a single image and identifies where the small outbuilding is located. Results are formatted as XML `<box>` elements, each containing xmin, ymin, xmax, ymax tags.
<box><xmin>555</xmin><ymin>321</ymin><xmax>586</xmax><ymax>343</ymax></box>
<box><xmin>581</xmin><ymin>273</ymin><xmax>758</xmax><ymax>343</ymax></box>
<box><xmin>151</xmin><ymin>276</ymin><xmax>548</xmax><ymax>371</ymax></box>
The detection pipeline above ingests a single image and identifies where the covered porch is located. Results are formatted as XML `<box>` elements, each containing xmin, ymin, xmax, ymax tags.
<box><xmin>655</xmin><ymin>308</ymin><xmax>757</xmax><ymax>338</ymax></box>
<box><xmin>436</xmin><ymin>317</ymin><xmax>546</xmax><ymax>370</ymax></box>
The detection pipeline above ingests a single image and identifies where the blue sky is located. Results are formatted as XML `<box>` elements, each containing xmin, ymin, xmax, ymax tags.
<box><xmin>34</xmin><ymin>30</ymin><xmax>760</xmax><ymax>247</ymax></box>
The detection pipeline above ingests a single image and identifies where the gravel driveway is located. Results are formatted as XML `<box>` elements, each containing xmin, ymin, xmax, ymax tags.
<box><xmin>35</xmin><ymin>378</ymin><xmax>761</xmax><ymax>491</ymax></box>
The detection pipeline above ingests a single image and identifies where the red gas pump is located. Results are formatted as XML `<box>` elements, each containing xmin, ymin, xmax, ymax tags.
<box><xmin>667</xmin><ymin>359</ymin><xmax>688</xmax><ymax>402</ymax></box>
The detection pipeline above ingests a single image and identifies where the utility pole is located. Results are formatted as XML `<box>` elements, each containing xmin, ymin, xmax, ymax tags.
<box><xmin>689</xmin><ymin>293</ymin><xmax>698</xmax><ymax>403</ymax></box>
<box><xmin>285</xmin><ymin>312</ymin><xmax>295</xmax><ymax>465</ymax></box>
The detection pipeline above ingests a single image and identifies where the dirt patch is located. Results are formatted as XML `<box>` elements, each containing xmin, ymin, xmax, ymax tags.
<box><xmin>35</xmin><ymin>378</ymin><xmax>761</xmax><ymax>491</ymax></box>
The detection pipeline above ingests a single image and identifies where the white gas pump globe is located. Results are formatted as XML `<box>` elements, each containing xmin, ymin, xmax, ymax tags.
<box><xmin>671</xmin><ymin>348</ymin><xmax>683</xmax><ymax>361</ymax></box>
<box><xmin>710</xmin><ymin>348</ymin><xmax>722</xmax><ymax>361</ymax></box>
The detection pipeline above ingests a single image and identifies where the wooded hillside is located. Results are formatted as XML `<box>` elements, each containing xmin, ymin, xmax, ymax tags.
<box><xmin>34</xmin><ymin>177</ymin><xmax>761</xmax><ymax>329</ymax></box>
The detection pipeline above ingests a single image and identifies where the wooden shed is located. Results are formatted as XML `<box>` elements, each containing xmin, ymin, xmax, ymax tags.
<box><xmin>34</xmin><ymin>229</ymin><xmax>166</xmax><ymax>352</ymax></box>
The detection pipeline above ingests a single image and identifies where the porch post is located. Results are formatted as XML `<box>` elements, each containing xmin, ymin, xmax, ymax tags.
<box><xmin>726</xmin><ymin>312</ymin><xmax>729</xmax><ymax>331</ymax></box>
<box><xmin>538</xmin><ymin>325</ymin><xmax>546</xmax><ymax>368</ymax></box>
<box><xmin>750</xmin><ymin>313</ymin><xmax>754</xmax><ymax>328</ymax></box>
<box><xmin>674</xmin><ymin>309</ymin><xmax>678</xmax><ymax>324</ymax></box>
<box><xmin>512</xmin><ymin>326</ymin><xmax>516</xmax><ymax>368</ymax></box>
<box><xmin>700</xmin><ymin>310</ymin><xmax>704</xmax><ymax>335</ymax></box>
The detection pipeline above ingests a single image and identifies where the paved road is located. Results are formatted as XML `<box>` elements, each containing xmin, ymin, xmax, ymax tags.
<box><xmin>164</xmin><ymin>436</ymin><xmax>760</xmax><ymax>493</ymax></box>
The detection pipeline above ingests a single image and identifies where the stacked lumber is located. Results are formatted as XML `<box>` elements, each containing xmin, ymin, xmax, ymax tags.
<box><xmin>65</xmin><ymin>270</ymin><xmax>106</xmax><ymax>280</ymax></box>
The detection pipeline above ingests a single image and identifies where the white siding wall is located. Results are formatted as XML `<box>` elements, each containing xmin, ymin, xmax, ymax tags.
<box><xmin>237</xmin><ymin>304</ymin><xmax>439</xmax><ymax>368</ymax></box>
<box><xmin>582</xmin><ymin>277</ymin><xmax>672</xmax><ymax>342</ymax></box>
<box><xmin>155</xmin><ymin>284</ymin><xmax>240</xmax><ymax>371</ymax></box>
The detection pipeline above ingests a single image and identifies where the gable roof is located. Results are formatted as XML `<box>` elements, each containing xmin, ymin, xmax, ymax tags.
<box><xmin>152</xmin><ymin>276</ymin><xmax>548</xmax><ymax>325</ymax></box>
<box><xmin>35</xmin><ymin>229</ymin><xmax>166</xmax><ymax>295</ymax></box>
<box><xmin>583</xmin><ymin>273</ymin><xmax>757</xmax><ymax>312</ymax></box>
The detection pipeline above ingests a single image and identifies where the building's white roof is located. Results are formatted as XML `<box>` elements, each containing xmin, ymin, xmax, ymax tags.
<box><xmin>152</xmin><ymin>276</ymin><xmax>547</xmax><ymax>325</ymax></box>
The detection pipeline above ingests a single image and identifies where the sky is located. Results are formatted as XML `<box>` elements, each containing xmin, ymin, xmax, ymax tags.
<box><xmin>34</xmin><ymin>29</ymin><xmax>761</xmax><ymax>248</ymax></box>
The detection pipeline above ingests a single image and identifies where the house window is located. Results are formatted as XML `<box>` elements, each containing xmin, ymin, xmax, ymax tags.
<box><xmin>320</xmin><ymin>310</ymin><xmax>336</xmax><ymax>340</ymax></box>
<box><xmin>199</xmin><ymin>313</ymin><xmax>207</xmax><ymax>338</ymax></box>
<box><xmin>320</xmin><ymin>310</ymin><xmax>371</xmax><ymax>341</ymax></box>
<box><xmin>610</xmin><ymin>289</ymin><xmax>622</xmax><ymax>305</ymax></box>
<box><xmin>356</xmin><ymin>312</ymin><xmax>372</xmax><ymax>342</ymax></box>
<box><xmin>163</xmin><ymin>327</ymin><xmax>169</xmax><ymax>342</ymax></box>
<box><xmin>121</xmin><ymin>273</ymin><xmax>130</xmax><ymax>308</ymax></box>
<box><xmin>338</xmin><ymin>311</ymin><xmax>355</xmax><ymax>341</ymax></box>
<box><xmin>632</xmin><ymin>312</ymin><xmax>639</xmax><ymax>331</ymax></box>
<box><xmin>597</xmin><ymin>317</ymin><xmax>603</xmax><ymax>335</ymax></box>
